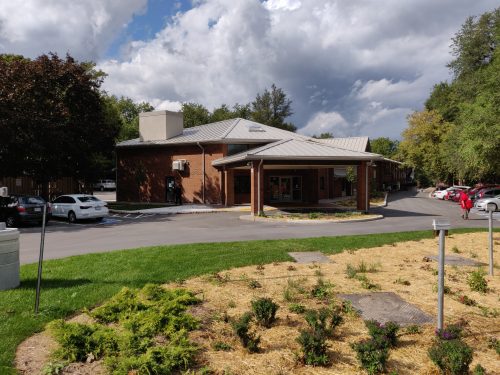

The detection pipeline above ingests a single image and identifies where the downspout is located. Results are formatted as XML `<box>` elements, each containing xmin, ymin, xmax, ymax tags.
<box><xmin>197</xmin><ymin>142</ymin><xmax>205</xmax><ymax>204</ymax></box>
<box><xmin>257</xmin><ymin>159</ymin><xmax>263</xmax><ymax>216</ymax></box>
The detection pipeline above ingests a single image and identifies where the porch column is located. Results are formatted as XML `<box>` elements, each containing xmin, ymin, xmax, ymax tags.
<box><xmin>357</xmin><ymin>161</ymin><xmax>370</xmax><ymax>212</ymax></box>
<box><xmin>224</xmin><ymin>169</ymin><xmax>234</xmax><ymax>206</ymax></box>
<box><xmin>251</xmin><ymin>161</ymin><xmax>264</xmax><ymax>216</ymax></box>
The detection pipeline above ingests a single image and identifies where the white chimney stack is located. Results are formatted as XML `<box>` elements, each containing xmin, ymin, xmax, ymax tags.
<box><xmin>139</xmin><ymin>110</ymin><xmax>184</xmax><ymax>141</ymax></box>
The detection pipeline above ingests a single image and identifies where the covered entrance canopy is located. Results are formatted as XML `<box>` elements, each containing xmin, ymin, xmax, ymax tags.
<box><xmin>213</xmin><ymin>139</ymin><xmax>383</xmax><ymax>215</ymax></box>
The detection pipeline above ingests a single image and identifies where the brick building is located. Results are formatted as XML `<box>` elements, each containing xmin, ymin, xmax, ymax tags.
<box><xmin>116</xmin><ymin>110</ymin><xmax>409</xmax><ymax>215</ymax></box>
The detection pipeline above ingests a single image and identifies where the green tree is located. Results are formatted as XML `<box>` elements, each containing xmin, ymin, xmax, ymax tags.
<box><xmin>182</xmin><ymin>102</ymin><xmax>211</xmax><ymax>128</ymax></box>
<box><xmin>251</xmin><ymin>84</ymin><xmax>296</xmax><ymax>131</ymax></box>
<box><xmin>106</xmin><ymin>96</ymin><xmax>154</xmax><ymax>141</ymax></box>
<box><xmin>370</xmin><ymin>137</ymin><xmax>399</xmax><ymax>159</ymax></box>
<box><xmin>312</xmin><ymin>133</ymin><xmax>334</xmax><ymax>139</ymax></box>
<box><xmin>398</xmin><ymin>110</ymin><xmax>452</xmax><ymax>185</ymax></box>
<box><xmin>210</xmin><ymin>104</ymin><xmax>233</xmax><ymax>123</ymax></box>
<box><xmin>0</xmin><ymin>53</ymin><xmax>120</xmax><ymax>195</ymax></box>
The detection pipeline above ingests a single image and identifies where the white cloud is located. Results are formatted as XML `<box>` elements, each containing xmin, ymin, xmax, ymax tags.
<box><xmin>299</xmin><ymin>111</ymin><xmax>349</xmax><ymax>137</ymax></box>
<box><xmin>1</xmin><ymin>0</ymin><xmax>496</xmax><ymax>138</ymax></box>
<box><xmin>0</xmin><ymin>0</ymin><xmax>147</xmax><ymax>60</ymax></box>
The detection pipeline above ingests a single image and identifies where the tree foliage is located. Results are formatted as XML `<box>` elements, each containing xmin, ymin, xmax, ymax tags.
<box><xmin>0</xmin><ymin>53</ymin><xmax>120</xmax><ymax>189</ymax></box>
<box><xmin>105</xmin><ymin>96</ymin><xmax>154</xmax><ymax>141</ymax></box>
<box><xmin>370</xmin><ymin>137</ymin><xmax>399</xmax><ymax>159</ymax></box>
<box><xmin>181</xmin><ymin>84</ymin><xmax>296</xmax><ymax>131</ymax></box>
<box><xmin>312</xmin><ymin>132</ymin><xmax>334</xmax><ymax>139</ymax></box>
<box><xmin>402</xmin><ymin>7</ymin><xmax>500</xmax><ymax>184</ymax></box>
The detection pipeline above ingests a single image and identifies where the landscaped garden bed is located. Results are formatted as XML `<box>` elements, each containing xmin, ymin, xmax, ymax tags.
<box><xmin>15</xmin><ymin>232</ymin><xmax>499</xmax><ymax>374</ymax></box>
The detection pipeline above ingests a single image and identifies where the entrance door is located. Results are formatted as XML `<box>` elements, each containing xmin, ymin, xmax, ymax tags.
<box><xmin>165</xmin><ymin>176</ymin><xmax>175</xmax><ymax>203</ymax></box>
<box><xmin>270</xmin><ymin>176</ymin><xmax>301</xmax><ymax>202</ymax></box>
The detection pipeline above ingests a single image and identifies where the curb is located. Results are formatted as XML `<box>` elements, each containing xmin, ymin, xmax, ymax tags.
<box><xmin>239</xmin><ymin>214</ymin><xmax>384</xmax><ymax>224</ymax></box>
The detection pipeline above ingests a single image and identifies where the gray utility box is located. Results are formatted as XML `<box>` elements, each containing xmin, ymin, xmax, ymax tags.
<box><xmin>0</xmin><ymin>223</ymin><xmax>20</xmax><ymax>290</ymax></box>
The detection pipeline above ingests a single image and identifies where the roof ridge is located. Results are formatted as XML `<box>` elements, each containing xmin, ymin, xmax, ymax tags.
<box><xmin>221</xmin><ymin>118</ymin><xmax>241</xmax><ymax>139</ymax></box>
<box><xmin>250</xmin><ymin>138</ymin><xmax>292</xmax><ymax>155</ymax></box>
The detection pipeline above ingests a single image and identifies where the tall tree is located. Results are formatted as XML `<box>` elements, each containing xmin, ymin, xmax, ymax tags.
<box><xmin>0</xmin><ymin>53</ymin><xmax>120</xmax><ymax>194</ymax></box>
<box><xmin>251</xmin><ymin>84</ymin><xmax>296</xmax><ymax>131</ymax></box>
<box><xmin>370</xmin><ymin>137</ymin><xmax>399</xmax><ymax>159</ymax></box>
<box><xmin>181</xmin><ymin>102</ymin><xmax>211</xmax><ymax>128</ymax></box>
<box><xmin>312</xmin><ymin>132</ymin><xmax>334</xmax><ymax>139</ymax></box>
<box><xmin>398</xmin><ymin>110</ymin><xmax>452</xmax><ymax>185</ymax></box>
<box><xmin>105</xmin><ymin>95</ymin><xmax>154</xmax><ymax>141</ymax></box>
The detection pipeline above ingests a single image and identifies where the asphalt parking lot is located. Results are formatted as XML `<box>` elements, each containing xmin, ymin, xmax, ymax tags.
<box><xmin>17</xmin><ymin>190</ymin><xmax>497</xmax><ymax>264</ymax></box>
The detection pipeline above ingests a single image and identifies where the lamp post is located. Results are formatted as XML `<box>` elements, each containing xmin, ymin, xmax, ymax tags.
<box><xmin>432</xmin><ymin>219</ymin><xmax>450</xmax><ymax>331</ymax></box>
<box><xmin>486</xmin><ymin>203</ymin><xmax>495</xmax><ymax>276</ymax></box>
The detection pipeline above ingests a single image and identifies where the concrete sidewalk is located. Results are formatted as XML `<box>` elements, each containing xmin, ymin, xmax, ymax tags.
<box><xmin>110</xmin><ymin>204</ymin><xmax>277</xmax><ymax>215</ymax></box>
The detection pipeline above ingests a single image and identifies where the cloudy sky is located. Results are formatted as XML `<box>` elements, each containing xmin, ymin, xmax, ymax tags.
<box><xmin>0</xmin><ymin>0</ymin><xmax>496</xmax><ymax>138</ymax></box>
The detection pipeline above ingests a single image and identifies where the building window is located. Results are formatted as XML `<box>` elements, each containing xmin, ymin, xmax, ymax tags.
<box><xmin>319</xmin><ymin>176</ymin><xmax>325</xmax><ymax>190</ymax></box>
<box><xmin>234</xmin><ymin>175</ymin><xmax>251</xmax><ymax>194</ymax></box>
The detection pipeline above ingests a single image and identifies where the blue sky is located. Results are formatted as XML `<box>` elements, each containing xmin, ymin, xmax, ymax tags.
<box><xmin>0</xmin><ymin>1</ymin><xmax>497</xmax><ymax>138</ymax></box>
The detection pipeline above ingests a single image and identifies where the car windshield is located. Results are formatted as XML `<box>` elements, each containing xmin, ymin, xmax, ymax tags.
<box><xmin>18</xmin><ymin>196</ymin><xmax>45</xmax><ymax>204</ymax></box>
<box><xmin>77</xmin><ymin>196</ymin><xmax>100</xmax><ymax>203</ymax></box>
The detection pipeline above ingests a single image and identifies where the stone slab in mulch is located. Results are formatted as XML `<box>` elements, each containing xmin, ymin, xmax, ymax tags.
<box><xmin>338</xmin><ymin>292</ymin><xmax>433</xmax><ymax>326</ymax></box>
<box><xmin>426</xmin><ymin>254</ymin><xmax>486</xmax><ymax>267</ymax></box>
<box><xmin>288</xmin><ymin>251</ymin><xmax>331</xmax><ymax>263</ymax></box>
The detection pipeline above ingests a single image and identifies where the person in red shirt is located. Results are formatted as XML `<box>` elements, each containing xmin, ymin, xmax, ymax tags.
<box><xmin>459</xmin><ymin>190</ymin><xmax>472</xmax><ymax>219</ymax></box>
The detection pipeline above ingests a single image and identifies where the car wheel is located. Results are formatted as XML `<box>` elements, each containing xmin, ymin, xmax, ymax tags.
<box><xmin>6</xmin><ymin>216</ymin><xmax>16</xmax><ymax>228</ymax></box>
<box><xmin>68</xmin><ymin>211</ymin><xmax>77</xmax><ymax>223</ymax></box>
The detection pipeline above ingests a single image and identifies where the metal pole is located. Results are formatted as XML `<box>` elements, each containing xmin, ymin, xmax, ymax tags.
<box><xmin>437</xmin><ymin>229</ymin><xmax>445</xmax><ymax>330</ymax></box>
<box><xmin>35</xmin><ymin>204</ymin><xmax>47</xmax><ymax>314</ymax></box>
<box><xmin>488</xmin><ymin>209</ymin><xmax>494</xmax><ymax>276</ymax></box>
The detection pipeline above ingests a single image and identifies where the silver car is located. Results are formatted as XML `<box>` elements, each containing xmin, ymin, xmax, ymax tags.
<box><xmin>94</xmin><ymin>179</ymin><xmax>116</xmax><ymax>191</ymax></box>
<box><xmin>475</xmin><ymin>194</ymin><xmax>500</xmax><ymax>211</ymax></box>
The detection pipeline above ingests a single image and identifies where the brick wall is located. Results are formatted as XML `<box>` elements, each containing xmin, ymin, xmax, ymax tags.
<box><xmin>117</xmin><ymin>144</ymin><xmax>225</xmax><ymax>204</ymax></box>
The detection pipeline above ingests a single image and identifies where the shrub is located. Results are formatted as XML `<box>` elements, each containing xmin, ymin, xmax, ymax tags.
<box><xmin>296</xmin><ymin>329</ymin><xmax>329</xmax><ymax>366</ymax></box>
<box><xmin>351</xmin><ymin>338</ymin><xmax>389</xmax><ymax>374</ymax></box>
<box><xmin>456</xmin><ymin>294</ymin><xmax>476</xmax><ymax>306</ymax></box>
<box><xmin>304</xmin><ymin>307</ymin><xmax>343</xmax><ymax>337</ymax></box>
<box><xmin>451</xmin><ymin>246</ymin><xmax>460</xmax><ymax>254</ymax></box>
<box><xmin>346</xmin><ymin>264</ymin><xmax>358</xmax><ymax>279</ymax></box>
<box><xmin>251</xmin><ymin>298</ymin><xmax>279</xmax><ymax>328</ymax></box>
<box><xmin>248</xmin><ymin>279</ymin><xmax>262</xmax><ymax>289</ymax></box>
<box><xmin>472</xmin><ymin>364</ymin><xmax>486</xmax><ymax>375</ymax></box>
<box><xmin>468</xmin><ymin>269</ymin><xmax>488</xmax><ymax>293</ymax></box>
<box><xmin>232</xmin><ymin>312</ymin><xmax>260</xmax><ymax>352</ymax></box>
<box><xmin>212</xmin><ymin>341</ymin><xmax>232</xmax><ymax>351</ymax></box>
<box><xmin>311</xmin><ymin>278</ymin><xmax>333</xmax><ymax>299</ymax></box>
<box><xmin>289</xmin><ymin>303</ymin><xmax>306</xmax><ymax>314</ymax></box>
<box><xmin>394</xmin><ymin>277</ymin><xmax>411</xmax><ymax>286</ymax></box>
<box><xmin>365</xmin><ymin>320</ymin><xmax>400</xmax><ymax>348</ymax></box>
<box><xmin>487</xmin><ymin>337</ymin><xmax>500</xmax><ymax>354</ymax></box>
<box><xmin>341</xmin><ymin>300</ymin><xmax>358</xmax><ymax>316</ymax></box>
<box><xmin>435</xmin><ymin>324</ymin><xmax>463</xmax><ymax>341</ymax></box>
<box><xmin>404</xmin><ymin>325</ymin><xmax>422</xmax><ymax>335</ymax></box>
<box><xmin>357</xmin><ymin>275</ymin><xmax>381</xmax><ymax>290</ymax></box>
<box><xmin>428</xmin><ymin>339</ymin><xmax>473</xmax><ymax>375</ymax></box>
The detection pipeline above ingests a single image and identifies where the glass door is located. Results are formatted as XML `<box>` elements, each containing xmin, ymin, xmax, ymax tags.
<box><xmin>270</xmin><ymin>176</ymin><xmax>302</xmax><ymax>202</ymax></box>
<box><xmin>280</xmin><ymin>177</ymin><xmax>292</xmax><ymax>201</ymax></box>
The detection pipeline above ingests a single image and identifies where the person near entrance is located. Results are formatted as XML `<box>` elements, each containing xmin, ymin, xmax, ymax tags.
<box><xmin>174</xmin><ymin>182</ymin><xmax>182</xmax><ymax>205</ymax></box>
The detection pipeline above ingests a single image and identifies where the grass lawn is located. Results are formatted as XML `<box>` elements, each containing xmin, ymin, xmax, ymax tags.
<box><xmin>0</xmin><ymin>228</ymin><xmax>495</xmax><ymax>373</ymax></box>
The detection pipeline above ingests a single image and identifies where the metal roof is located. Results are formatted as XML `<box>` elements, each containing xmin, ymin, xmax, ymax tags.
<box><xmin>116</xmin><ymin>118</ymin><xmax>308</xmax><ymax>147</ymax></box>
<box><xmin>212</xmin><ymin>139</ymin><xmax>382</xmax><ymax>166</ymax></box>
<box><xmin>316</xmin><ymin>137</ymin><xmax>370</xmax><ymax>152</ymax></box>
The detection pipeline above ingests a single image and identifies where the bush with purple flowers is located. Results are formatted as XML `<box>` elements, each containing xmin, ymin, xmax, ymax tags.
<box><xmin>435</xmin><ymin>324</ymin><xmax>463</xmax><ymax>341</ymax></box>
<box><xmin>429</xmin><ymin>323</ymin><xmax>473</xmax><ymax>374</ymax></box>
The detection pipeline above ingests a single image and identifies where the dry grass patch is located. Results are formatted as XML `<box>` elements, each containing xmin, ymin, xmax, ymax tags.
<box><xmin>16</xmin><ymin>233</ymin><xmax>499</xmax><ymax>374</ymax></box>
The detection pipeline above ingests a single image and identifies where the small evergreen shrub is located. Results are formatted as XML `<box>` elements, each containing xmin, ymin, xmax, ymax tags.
<box><xmin>248</xmin><ymin>279</ymin><xmax>262</xmax><ymax>289</ymax></box>
<box><xmin>428</xmin><ymin>339</ymin><xmax>473</xmax><ymax>375</ymax></box>
<box><xmin>487</xmin><ymin>337</ymin><xmax>500</xmax><ymax>354</ymax></box>
<box><xmin>468</xmin><ymin>269</ymin><xmax>488</xmax><ymax>293</ymax></box>
<box><xmin>251</xmin><ymin>298</ymin><xmax>279</xmax><ymax>328</ymax></box>
<box><xmin>212</xmin><ymin>341</ymin><xmax>232</xmax><ymax>351</ymax></box>
<box><xmin>304</xmin><ymin>307</ymin><xmax>343</xmax><ymax>337</ymax></box>
<box><xmin>351</xmin><ymin>338</ymin><xmax>389</xmax><ymax>374</ymax></box>
<box><xmin>365</xmin><ymin>320</ymin><xmax>400</xmax><ymax>348</ymax></box>
<box><xmin>232</xmin><ymin>312</ymin><xmax>260</xmax><ymax>353</ymax></box>
<box><xmin>296</xmin><ymin>329</ymin><xmax>329</xmax><ymax>366</ymax></box>
<box><xmin>435</xmin><ymin>324</ymin><xmax>463</xmax><ymax>341</ymax></box>
<box><xmin>404</xmin><ymin>325</ymin><xmax>422</xmax><ymax>335</ymax></box>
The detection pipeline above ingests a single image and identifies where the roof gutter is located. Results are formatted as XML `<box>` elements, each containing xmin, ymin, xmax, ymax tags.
<box><xmin>197</xmin><ymin>142</ymin><xmax>205</xmax><ymax>204</ymax></box>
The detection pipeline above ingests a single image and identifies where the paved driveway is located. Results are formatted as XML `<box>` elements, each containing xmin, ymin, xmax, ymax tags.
<box><xmin>18</xmin><ymin>190</ymin><xmax>496</xmax><ymax>264</ymax></box>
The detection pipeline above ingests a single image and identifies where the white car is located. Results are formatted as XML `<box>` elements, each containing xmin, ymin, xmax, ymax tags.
<box><xmin>94</xmin><ymin>179</ymin><xmax>116</xmax><ymax>191</ymax></box>
<box><xmin>433</xmin><ymin>186</ymin><xmax>470</xmax><ymax>200</ymax></box>
<box><xmin>475</xmin><ymin>194</ymin><xmax>500</xmax><ymax>211</ymax></box>
<box><xmin>51</xmin><ymin>194</ymin><xmax>109</xmax><ymax>223</ymax></box>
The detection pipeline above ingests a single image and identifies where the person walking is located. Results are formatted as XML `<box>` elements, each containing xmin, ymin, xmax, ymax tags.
<box><xmin>174</xmin><ymin>183</ymin><xmax>182</xmax><ymax>205</ymax></box>
<box><xmin>459</xmin><ymin>190</ymin><xmax>472</xmax><ymax>219</ymax></box>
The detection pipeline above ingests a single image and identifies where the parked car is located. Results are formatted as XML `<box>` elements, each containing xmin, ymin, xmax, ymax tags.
<box><xmin>475</xmin><ymin>194</ymin><xmax>500</xmax><ymax>211</ymax></box>
<box><xmin>94</xmin><ymin>179</ymin><xmax>116</xmax><ymax>191</ymax></box>
<box><xmin>473</xmin><ymin>187</ymin><xmax>500</xmax><ymax>201</ymax></box>
<box><xmin>434</xmin><ymin>186</ymin><xmax>469</xmax><ymax>200</ymax></box>
<box><xmin>51</xmin><ymin>194</ymin><xmax>109</xmax><ymax>223</ymax></box>
<box><xmin>0</xmin><ymin>195</ymin><xmax>51</xmax><ymax>227</ymax></box>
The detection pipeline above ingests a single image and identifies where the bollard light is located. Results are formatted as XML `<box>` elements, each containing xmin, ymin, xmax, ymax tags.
<box><xmin>432</xmin><ymin>219</ymin><xmax>451</xmax><ymax>331</ymax></box>
<box><xmin>486</xmin><ymin>203</ymin><xmax>495</xmax><ymax>276</ymax></box>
